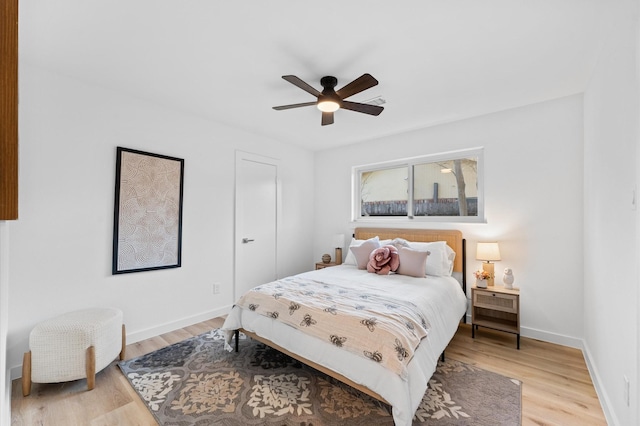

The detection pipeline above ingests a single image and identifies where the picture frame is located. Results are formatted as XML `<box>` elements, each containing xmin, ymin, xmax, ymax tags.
<box><xmin>112</xmin><ymin>147</ymin><xmax>184</xmax><ymax>274</ymax></box>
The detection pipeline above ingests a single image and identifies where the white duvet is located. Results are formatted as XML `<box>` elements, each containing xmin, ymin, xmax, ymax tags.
<box><xmin>222</xmin><ymin>265</ymin><xmax>467</xmax><ymax>426</ymax></box>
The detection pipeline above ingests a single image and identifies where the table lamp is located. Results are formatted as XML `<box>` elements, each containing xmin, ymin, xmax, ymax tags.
<box><xmin>333</xmin><ymin>234</ymin><xmax>345</xmax><ymax>265</ymax></box>
<box><xmin>476</xmin><ymin>242</ymin><xmax>501</xmax><ymax>286</ymax></box>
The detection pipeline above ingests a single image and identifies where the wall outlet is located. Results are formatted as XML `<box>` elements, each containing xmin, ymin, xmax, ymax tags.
<box><xmin>624</xmin><ymin>375</ymin><xmax>630</xmax><ymax>406</ymax></box>
<box><xmin>213</xmin><ymin>283</ymin><xmax>220</xmax><ymax>294</ymax></box>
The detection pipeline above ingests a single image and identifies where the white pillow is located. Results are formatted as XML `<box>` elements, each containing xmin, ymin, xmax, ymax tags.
<box><xmin>397</xmin><ymin>247</ymin><xmax>430</xmax><ymax>278</ymax></box>
<box><xmin>444</xmin><ymin>244</ymin><xmax>456</xmax><ymax>275</ymax></box>
<box><xmin>406</xmin><ymin>241</ymin><xmax>454</xmax><ymax>277</ymax></box>
<box><xmin>390</xmin><ymin>237</ymin><xmax>411</xmax><ymax>250</ymax></box>
<box><xmin>343</xmin><ymin>238</ymin><xmax>364</xmax><ymax>265</ymax></box>
<box><xmin>344</xmin><ymin>236</ymin><xmax>380</xmax><ymax>268</ymax></box>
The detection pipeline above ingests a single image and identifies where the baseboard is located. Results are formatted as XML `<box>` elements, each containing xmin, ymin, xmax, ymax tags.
<box><xmin>126</xmin><ymin>305</ymin><xmax>233</xmax><ymax>344</ymax></box>
<box><xmin>2</xmin><ymin>368</ymin><xmax>10</xmax><ymax>426</ymax></box>
<box><xmin>519</xmin><ymin>325</ymin><xmax>583</xmax><ymax>349</ymax></box>
<box><xmin>10</xmin><ymin>306</ymin><xmax>233</xmax><ymax>380</ymax></box>
<box><xmin>583</xmin><ymin>340</ymin><xmax>618</xmax><ymax>426</ymax></box>
<box><xmin>464</xmin><ymin>314</ymin><xmax>583</xmax><ymax>348</ymax></box>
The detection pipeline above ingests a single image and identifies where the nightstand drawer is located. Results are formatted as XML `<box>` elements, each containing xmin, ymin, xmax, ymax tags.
<box><xmin>473</xmin><ymin>291</ymin><xmax>518</xmax><ymax>314</ymax></box>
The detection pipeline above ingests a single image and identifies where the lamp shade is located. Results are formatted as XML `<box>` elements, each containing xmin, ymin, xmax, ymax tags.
<box><xmin>333</xmin><ymin>234</ymin><xmax>345</xmax><ymax>248</ymax></box>
<box><xmin>476</xmin><ymin>242</ymin><xmax>501</xmax><ymax>261</ymax></box>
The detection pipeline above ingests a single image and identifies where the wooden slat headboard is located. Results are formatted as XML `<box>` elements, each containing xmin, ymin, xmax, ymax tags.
<box><xmin>354</xmin><ymin>228</ymin><xmax>464</xmax><ymax>273</ymax></box>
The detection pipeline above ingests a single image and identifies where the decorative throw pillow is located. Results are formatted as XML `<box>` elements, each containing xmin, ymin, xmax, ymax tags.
<box><xmin>367</xmin><ymin>245</ymin><xmax>400</xmax><ymax>275</ymax></box>
<box><xmin>349</xmin><ymin>237</ymin><xmax>381</xmax><ymax>269</ymax></box>
<box><xmin>397</xmin><ymin>247</ymin><xmax>430</xmax><ymax>278</ymax></box>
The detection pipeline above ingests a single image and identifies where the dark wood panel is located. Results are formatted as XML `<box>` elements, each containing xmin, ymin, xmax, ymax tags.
<box><xmin>0</xmin><ymin>0</ymin><xmax>19</xmax><ymax>220</ymax></box>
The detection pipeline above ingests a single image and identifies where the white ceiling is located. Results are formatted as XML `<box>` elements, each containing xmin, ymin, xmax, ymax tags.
<box><xmin>20</xmin><ymin>0</ymin><xmax>605</xmax><ymax>151</ymax></box>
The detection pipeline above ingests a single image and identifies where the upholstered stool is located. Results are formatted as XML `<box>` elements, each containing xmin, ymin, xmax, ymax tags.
<box><xmin>22</xmin><ymin>308</ymin><xmax>126</xmax><ymax>396</ymax></box>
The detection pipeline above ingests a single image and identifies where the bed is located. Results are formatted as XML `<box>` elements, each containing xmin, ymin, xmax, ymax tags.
<box><xmin>222</xmin><ymin>228</ymin><xmax>467</xmax><ymax>426</ymax></box>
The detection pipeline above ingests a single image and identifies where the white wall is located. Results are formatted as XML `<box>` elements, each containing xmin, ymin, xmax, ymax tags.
<box><xmin>5</xmin><ymin>64</ymin><xmax>315</xmax><ymax>379</ymax></box>
<box><xmin>583</xmin><ymin>0</ymin><xmax>639</xmax><ymax>425</ymax></box>
<box><xmin>1</xmin><ymin>223</ymin><xmax>10</xmax><ymax>425</ymax></box>
<box><xmin>314</xmin><ymin>95</ymin><xmax>585</xmax><ymax>346</ymax></box>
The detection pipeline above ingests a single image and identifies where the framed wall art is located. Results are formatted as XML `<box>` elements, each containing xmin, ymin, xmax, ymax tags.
<box><xmin>112</xmin><ymin>147</ymin><xmax>184</xmax><ymax>274</ymax></box>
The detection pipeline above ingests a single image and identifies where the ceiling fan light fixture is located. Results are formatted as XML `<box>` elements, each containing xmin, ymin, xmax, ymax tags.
<box><xmin>317</xmin><ymin>99</ymin><xmax>340</xmax><ymax>112</ymax></box>
<box><xmin>273</xmin><ymin>74</ymin><xmax>383</xmax><ymax>125</ymax></box>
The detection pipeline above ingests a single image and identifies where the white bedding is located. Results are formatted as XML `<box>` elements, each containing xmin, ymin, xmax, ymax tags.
<box><xmin>222</xmin><ymin>265</ymin><xmax>467</xmax><ymax>426</ymax></box>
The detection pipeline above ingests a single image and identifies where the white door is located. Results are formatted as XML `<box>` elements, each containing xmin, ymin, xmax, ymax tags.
<box><xmin>235</xmin><ymin>152</ymin><xmax>278</xmax><ymax>300</ymax></box>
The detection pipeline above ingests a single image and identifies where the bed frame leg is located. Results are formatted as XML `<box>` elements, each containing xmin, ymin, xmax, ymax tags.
<box><xmin>440</xmin><ymin>351</ymin><xmax>445</xmax><ymax>363</ymax></box>
<box><xmin>234</xmin><ymin>330</ymin><xmax>239</xmax><ymax>352</ymax></box>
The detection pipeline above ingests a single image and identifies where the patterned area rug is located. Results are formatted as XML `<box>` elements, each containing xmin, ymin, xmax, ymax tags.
<box><xmin>119</xmin><ymin>329</ymin><xmax>521</xmax><ymax>425</ymax></box>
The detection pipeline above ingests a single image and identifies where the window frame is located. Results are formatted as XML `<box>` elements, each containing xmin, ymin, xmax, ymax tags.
<box><xmin>352</xmin><ymin>147</ymin><xmax>485</xmax><ymax>223</ymax></box>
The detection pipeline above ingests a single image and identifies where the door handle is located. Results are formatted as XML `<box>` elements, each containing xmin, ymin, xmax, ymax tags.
<box><xmin>242</xmin><ymin>238</ymin><xmax>255</xmax><ymax>244</ymax></box>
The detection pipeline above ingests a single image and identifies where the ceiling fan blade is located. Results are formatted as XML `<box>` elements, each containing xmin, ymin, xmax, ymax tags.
<box><xmin>321</xmin><ymin>111</ymin><xmax>334</xmax><ymax>126</ymax></box>
<box><xmin>282</xmin><ymin>75</ymin><xmax>321</xmax><ymax>97</ymax></box>
<box><xmin>341</xmin><ymin>100</ymin><xmax>384</xmax><ymax>116</ymax></box>
<box><xmin>272</xmin><ymin>101</ymin><xmax>317</xmax><ymax>110</ymax></box>
<box><xmin>336</xmin><ymin>74</ymin><xmax>379</xmax><ymax>100</ymax></box>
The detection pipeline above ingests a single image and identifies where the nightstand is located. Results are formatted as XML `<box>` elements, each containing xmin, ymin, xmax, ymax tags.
<box><xmin>471</xmin><ymin>286</ymin><xmax>520</xmax><ymax>349</ymax></box>
<box><xmin>315</xmin><ymin>262</ymin><xmax>337</xmax><ymax>270</ymax></box>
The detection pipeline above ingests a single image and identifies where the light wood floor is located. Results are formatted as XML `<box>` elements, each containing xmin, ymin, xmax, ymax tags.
<box><xmin>11</xmin><ymin>318</ymin><xmax>607</xmax><ymax>425</ymax></box>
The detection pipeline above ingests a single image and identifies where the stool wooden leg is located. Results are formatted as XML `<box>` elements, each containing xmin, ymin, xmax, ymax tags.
<box><xmin>86</xmin><ymin>346</ymin><xmax>96</xmax><ymax>391</ymax></box>
<box><xmin>120</xmin><ymin>324</ymin><xmax>126</xmax><ymax>360</ymax></box>
<box><xmin>22</xmin><ymin>351</ymin><xmax>32</xmax><ymax>397</ymax></box>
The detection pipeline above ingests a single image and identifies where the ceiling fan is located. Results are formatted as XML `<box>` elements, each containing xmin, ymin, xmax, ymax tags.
<box><xmin>272</xmin><ymin>74</ymin><xmax>384</xmax><ymax>126</ymax></box>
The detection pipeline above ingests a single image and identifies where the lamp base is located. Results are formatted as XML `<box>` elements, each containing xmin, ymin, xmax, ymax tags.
<box><xmin>482</xmin><ymin>262</ymin><xmax>495</xmax><ymax>286</ymax></box>
<box><xmin>335</xmin><ymin>247</ymin><xmax>342</xmax><ymax>265</ymax></box>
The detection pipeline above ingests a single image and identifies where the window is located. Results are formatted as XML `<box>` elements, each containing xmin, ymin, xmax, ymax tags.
<box><xmin>353</xmin><ymin>148</ymin><xmax>484</xmax><ymax>222</ymax></box>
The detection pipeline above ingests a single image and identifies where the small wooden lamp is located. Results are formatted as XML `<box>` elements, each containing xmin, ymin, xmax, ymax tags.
<box><xmin>476</xmin><ymin>242</ymin><xmax>501</xmax><ymax>286</ymax></box>
<box><xmin>333</xmin><ymin>234</ymin><xmax>345</xmax><ymax>265</ymax></box>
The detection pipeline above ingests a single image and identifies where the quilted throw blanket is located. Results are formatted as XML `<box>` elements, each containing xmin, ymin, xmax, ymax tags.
<box><xmin>233</xmin><ymin>276</ymin><xmax>430</xmax><ymax>379</ymax></box>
